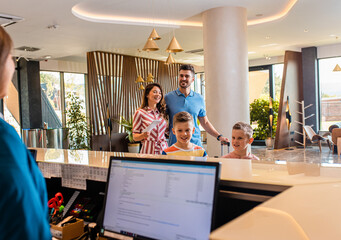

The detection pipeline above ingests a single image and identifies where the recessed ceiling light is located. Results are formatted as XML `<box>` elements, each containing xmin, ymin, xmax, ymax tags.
<box><xmin>330</xmin><ymin>34</ymin><xmax>336</xmax><ymax>37</ymax></box>
<box><xmin>43</xmin><ymin>55</ymin><xmax>52</xmax><ymax>59</ymax></box>
<box><xmin>265</xmin><ymin>36</ymin><xmax>271</xmax><ymax>39</ymax></box>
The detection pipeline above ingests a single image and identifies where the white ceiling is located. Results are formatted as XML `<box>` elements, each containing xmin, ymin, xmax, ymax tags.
<box><xmin>2</xmin><ymin>0</ymin><xmax>341</xmax><ymax>66</ymax></box>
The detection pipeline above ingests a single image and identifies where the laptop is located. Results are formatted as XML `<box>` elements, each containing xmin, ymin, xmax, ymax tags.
<box><xmin>100</xmin><ymin>156</ymin><xmax>220</xmax><ymax>240</ymax></box>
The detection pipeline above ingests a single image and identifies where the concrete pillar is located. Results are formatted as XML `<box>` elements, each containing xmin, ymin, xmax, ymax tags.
<box><xmin>203</xmin><ymin>7</ymin><xmax>249</xmax><ymax>156</ymax></box>
<box><xmin>18</xmin><ymin>59</ymin><xmax>42</xmax><ymax>129</ymax></box>
<box><xmin>302</xmin><ymin>47</ymin><xmax>318</xmax><ymax>132</ymax></box>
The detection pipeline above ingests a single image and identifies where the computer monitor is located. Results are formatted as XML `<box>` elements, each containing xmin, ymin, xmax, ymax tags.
<box><xmin>101</xmin><ymin>157</ymin><xmax>220</xmax><ymax>240</ymax></box>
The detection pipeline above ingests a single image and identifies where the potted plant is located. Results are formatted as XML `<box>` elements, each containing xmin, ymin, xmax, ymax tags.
<box><xmin>118</xmin><ymin>115</ymin><xmax>140</xmax><ymax>153</ymax></box>
<box><xmin>65</xmin><ymin>93</ymin><xmax>91</xmax><ymax>150</ymax></box>
<box><xmin>250</xmin><ymin>97</ymin><xmax>279</xmax><ymax>147</ymax></box>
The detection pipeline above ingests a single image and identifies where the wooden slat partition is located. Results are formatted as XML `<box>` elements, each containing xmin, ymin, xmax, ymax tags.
<box><xmin>274</xmin><ymin>51</ymin><xmax>303</xmax><ymax>149</ymax></box>
<box><xmin>87</xmin><ymin>51</ymin><xmax>180</xmax><ymax>136</ymax></box>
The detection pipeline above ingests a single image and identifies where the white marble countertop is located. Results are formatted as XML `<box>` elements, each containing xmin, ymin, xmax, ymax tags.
<box><xmin>32</xmin><ymin>147</ymin><xmax>341</xmax><ymax>239</ymax></box>
<box><xmin>33</xmin><ymin>147</ymin><xmax>341</xmax><ymax>186</ymax></box>
<box><xmin>210</xmin><ymin>182</ymin><xmax>341</xmax><ymax>240</ymax></box>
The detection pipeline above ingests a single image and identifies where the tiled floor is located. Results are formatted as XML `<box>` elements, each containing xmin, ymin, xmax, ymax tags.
<box><xmin>251</xmin><ymin>145</ymin><xmax>340</xmax><ymax>164</ymax></box>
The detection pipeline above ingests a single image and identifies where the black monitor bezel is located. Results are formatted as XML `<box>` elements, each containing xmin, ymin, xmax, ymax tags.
<box><xmin>100</xmin><ymin>156</ymin><xmax>221</xmax><ymax>240</ymax></box>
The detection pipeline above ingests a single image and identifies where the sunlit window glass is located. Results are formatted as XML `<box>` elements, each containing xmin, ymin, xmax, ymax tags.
<box><xmin>249</xmin><ymin>69</ymin><xmax>270</xmax><ymax>103</ymax></box>
<box><xmin>273</xmin><ymin>64</ymin><xmax>283</xmax><ymax>100</ymax></box>
<box><xmin>40</xmin><ymin>71</ymin><xmax>62</xmax><ymax>122</ymax></box>
<box><xmin>64</xmin><ymin>73</ymin><xmax>86</xmax><ymax>121</ymax></box>
<box><xmin>318</xmin><ymin>57</ymin><xmax>341</xmax><ymax>130</ymax></box>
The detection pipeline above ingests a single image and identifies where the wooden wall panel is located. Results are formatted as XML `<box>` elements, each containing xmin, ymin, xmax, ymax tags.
<box><xmin>275</xmin><ymin>51</ymin><xmax>303</xmax><ymax>149</ymax></box>
<box><xmin>87</xmin><ymin>51</ymin><xmax>179</xmax><ymax>137</ymax></box>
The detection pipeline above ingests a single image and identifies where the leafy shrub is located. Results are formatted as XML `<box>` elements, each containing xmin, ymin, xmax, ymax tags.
<box><xmin>250</xmin><ymin>98</ymin><xmax>279</xmax><ymax>140</ymax></box>
<box><xmin>65</xmin><ymin>93</ymin><xmax>91</xmax><ymax>149</ymax></box>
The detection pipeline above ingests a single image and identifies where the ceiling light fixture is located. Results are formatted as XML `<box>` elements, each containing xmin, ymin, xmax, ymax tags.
<box><xmin>333</xmin><ymin>64</ymin><xmax>341</xmax><ymax>72</ymax></box>
<box><xmin>165</xmin><ymin>53</ymin><xmax>175</xmax><ymax>65</ymax></box>
<box><xmin>142</xmin><ymin>0</ymin><xmax>160</xmax><ymax>51</ymax></box>
<box><xmin>146</xmin><ymin>73</ymin><xmax>154</xmax><ymax>83</ymax></box>
<box><xmin>142</xmin><ymin>38</ymin><xmax>159</xmax><ymax>51</ymax></box>
<box><xmin>166</xmin><ymin>36</ymin><xmax>183</xmax><ymax>53</ymax></box>
<box><xmin>72</xmin><ymin>0</ymin><xmax>297</xmax><ymax>27</ymax></box>
<box><xmin>149</xmin><ymin>28</ymin><xmax>161</xmax><ymax>40</ymax></box>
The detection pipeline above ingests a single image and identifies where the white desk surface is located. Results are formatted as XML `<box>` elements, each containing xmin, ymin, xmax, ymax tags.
<box><xmin>33</xmin><ymin>148</ymin><xmax>341</xmax><ymax>239</ymax></box>
<box><xmin>210</xmin><ymin>182</ymin><xmax>341</xmax><ymax>240</ymax></box>
<box><xmin>34</xmin><ymin>148</ymin><xmax>341</xmax><ymax>186</ymax></box>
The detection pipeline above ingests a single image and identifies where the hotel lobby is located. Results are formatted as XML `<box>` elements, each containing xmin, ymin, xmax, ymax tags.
<box><xmin>1</xmin><ymin>0</ymin><xmax>341</xmax><ymax>239</ymax></box>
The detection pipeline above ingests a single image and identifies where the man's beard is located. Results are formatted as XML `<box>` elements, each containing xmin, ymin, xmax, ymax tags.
<box><xmin>179</xmin><ymin>81</ymin><xmax>190</xmax><ymax>88</ymax></box>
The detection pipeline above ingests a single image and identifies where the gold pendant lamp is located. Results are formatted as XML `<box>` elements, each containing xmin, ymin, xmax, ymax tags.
<box><xmin>135</xmin><ymin>75</ymin><xmax>144</xmax><ymax>83</ymax></box>
<box><xmin>139</xmin><ymin>84</ymin><xmax>145</xmax><ymax>90</ymax></box>
<box><xmin>149</xmin><ymin>28</ymin><xmax>161</xmax><ymax>40</ymax></box>
<box><xmin>143</xmin><ymin>38</ymin><xmax>159</xmax><ymax>51</ymax></box>
<box><xmin>165</xmin><ymin>53</ymin><xmax>175</xmax><ymax>65</ymax></box>
<box><xmin>166</xmin><ymin>36</ymin><xmax>183</xmax><ymax>53</ymax></box>
<box><xmin>333</xmin><ymin>64</ymin><xmax>341</xmax><ymax>71</ymax></box>
<box><xmin>146</xmin><ymin>73</ymin><xmax>154</xmax><ymax>83</ymax></box>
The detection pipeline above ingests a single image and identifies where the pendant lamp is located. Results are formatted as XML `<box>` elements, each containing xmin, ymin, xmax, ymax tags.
<box><xmin>146</xmin><ymin>73</ymin><xmax>154</xmax><ymax>83</ymax></box>
<box><xmin>165</xmin><ymin>53</ymin><xmax>175</xmax><ymax>64</ymax></box>
<box><xmin>142</xmin><ymin>38</ymin><xmax>159</xmax><ymax>51</ymax></box>
<box><xmin>166</xmin><ymin>36</ymin><xmax>183</xmax><ymax>53</ymax></box>
<box><xmin>333</xmin><ymin>64</ymin><xmax>341</xmax><ymax>72</ymax></box>
<box><xmin>135</xmin><ymin>75</ymin><xmax>144</xmax><ymax>83</ymax></box>
<box><xmin>149</xmin><ymin>28</ymin><xmax>161</xmax><ymax>40</ymax></box>
<box><xmin>139</xmin><ymin>84</ymin><xmax>145</xmax><ymax>90</ymax></box>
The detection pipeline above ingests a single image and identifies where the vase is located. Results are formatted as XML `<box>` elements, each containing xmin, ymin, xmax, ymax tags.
<box><xmin>265</xmin><ymin>137</ymin><xmax>274</xmax><ymax>150</ymax></box>
<box><xmin>128</xmin><ymin>143</ymin><xmax>140</xmax><ymax>153</ymax></box>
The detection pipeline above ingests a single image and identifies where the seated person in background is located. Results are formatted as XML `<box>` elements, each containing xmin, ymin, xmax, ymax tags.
<box><xmin>222</xmin><ymin>122</ymin><xmax>259</xmax><ymax>160</ymax></box>
<box><xmin>163</xmin><ymin>111</ymin><xmax>207</xmax><ymax>157</ymax></box>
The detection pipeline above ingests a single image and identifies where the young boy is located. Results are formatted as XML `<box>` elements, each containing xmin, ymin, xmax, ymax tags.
<box><xmin>222</xmin><ymin>122</ymin><xmax>259</xmax><ymax>160</ymax></box>
<box><xmin>162</xmin><ymin>111</ymin><xmax>207</xmax><ymax>157</ymax></box>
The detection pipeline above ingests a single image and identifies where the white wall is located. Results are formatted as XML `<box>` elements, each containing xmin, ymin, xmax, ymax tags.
<box><xmin>249</xmin><ymin>55</ymin><xmax>284</xmax><ymax>67</ymax></box>
<box><xmin>40</xmin><ymin>60</ymin><xmax>87</xmax><ymax>74</ymax></box>
<box><xmin>317</xmin><ymin>43</ymin><xmax>341</xmax><ymax>59</ymax></box>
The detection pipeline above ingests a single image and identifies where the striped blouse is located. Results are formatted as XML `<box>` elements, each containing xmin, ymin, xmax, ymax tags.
<box><xmin>133</xmin><ymin>107</ymin><xmax>168</xmax><ymax>154</ymax></box>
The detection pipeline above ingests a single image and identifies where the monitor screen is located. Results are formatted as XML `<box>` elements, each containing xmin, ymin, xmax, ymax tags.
<box><xmin>101</xmin><ymin>157</ymin><xmax>220</xmax><ymax>240</ymax></box>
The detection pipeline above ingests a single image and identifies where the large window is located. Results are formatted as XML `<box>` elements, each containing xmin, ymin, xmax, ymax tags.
<box><xmin>40</xmin><ymin>71</ymin><xmax>87</xmax><ymax>127</ymax></box>
<box><xmin>318</xmin><ymin>57</ymin><xmax>341</xmax><ymax>130</ymax></box>
<box><xmin>192</xmin><ymin>72</ymin><xmax>205</xmax><ymax>100</ymax></box>
<box><xmin>40</xmin><ymin>71</ymin><xmax>62</xmax><ymax>122</ymax></box>
<box><xmin>249</xmin><ymin>64</ymin><xmax>283</xmax><ymax>103</ymax></box>
<box><xmin>64</xmin><ymin>73</ymin><xmax>86</xmax><ymax>121</ymax></box>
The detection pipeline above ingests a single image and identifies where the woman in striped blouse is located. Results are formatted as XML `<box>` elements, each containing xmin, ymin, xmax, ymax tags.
<box><xmin>133</xmin><ymin>83</ymin><xmax>168</xmax><ymax>154</ymax></box>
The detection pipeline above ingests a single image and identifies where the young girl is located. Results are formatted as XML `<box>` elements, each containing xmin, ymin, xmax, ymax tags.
<box><xmin>133</xmin><ymin>83</ymin><xmax>168</xmax><ymax>154</ymax></box>
<box><xmin>222</xmin><ymin>122</ymin><xmax>259</xmax><ymax>160</ymax></box>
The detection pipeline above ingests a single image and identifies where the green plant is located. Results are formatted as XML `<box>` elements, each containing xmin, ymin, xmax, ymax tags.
<box><xmin>118</xmin><ymin>115</ymin><xmax>134</xmax><ymax>143</ymax></box>
<box><xmin>65</xmin><ymin>93</ymin><xmax>91</xmax><ymax>150</ymax></box>
<box><xmin>250</xmin><ymin>98</ymin><xmax>279</xmax><ymax>140</ymax></box>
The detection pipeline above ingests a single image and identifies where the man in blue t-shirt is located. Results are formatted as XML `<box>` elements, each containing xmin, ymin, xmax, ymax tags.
<box><xmin>165</xmin><ymin>64</ymin><xmax>229</xmax><ymax>147</ymax></box>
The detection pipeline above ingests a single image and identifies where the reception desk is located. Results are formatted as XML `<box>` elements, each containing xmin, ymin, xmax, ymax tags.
<box><xmin>33</xmin><ymin>148</ymin><xmax>341</xmax><ymax>239</ymax></box>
